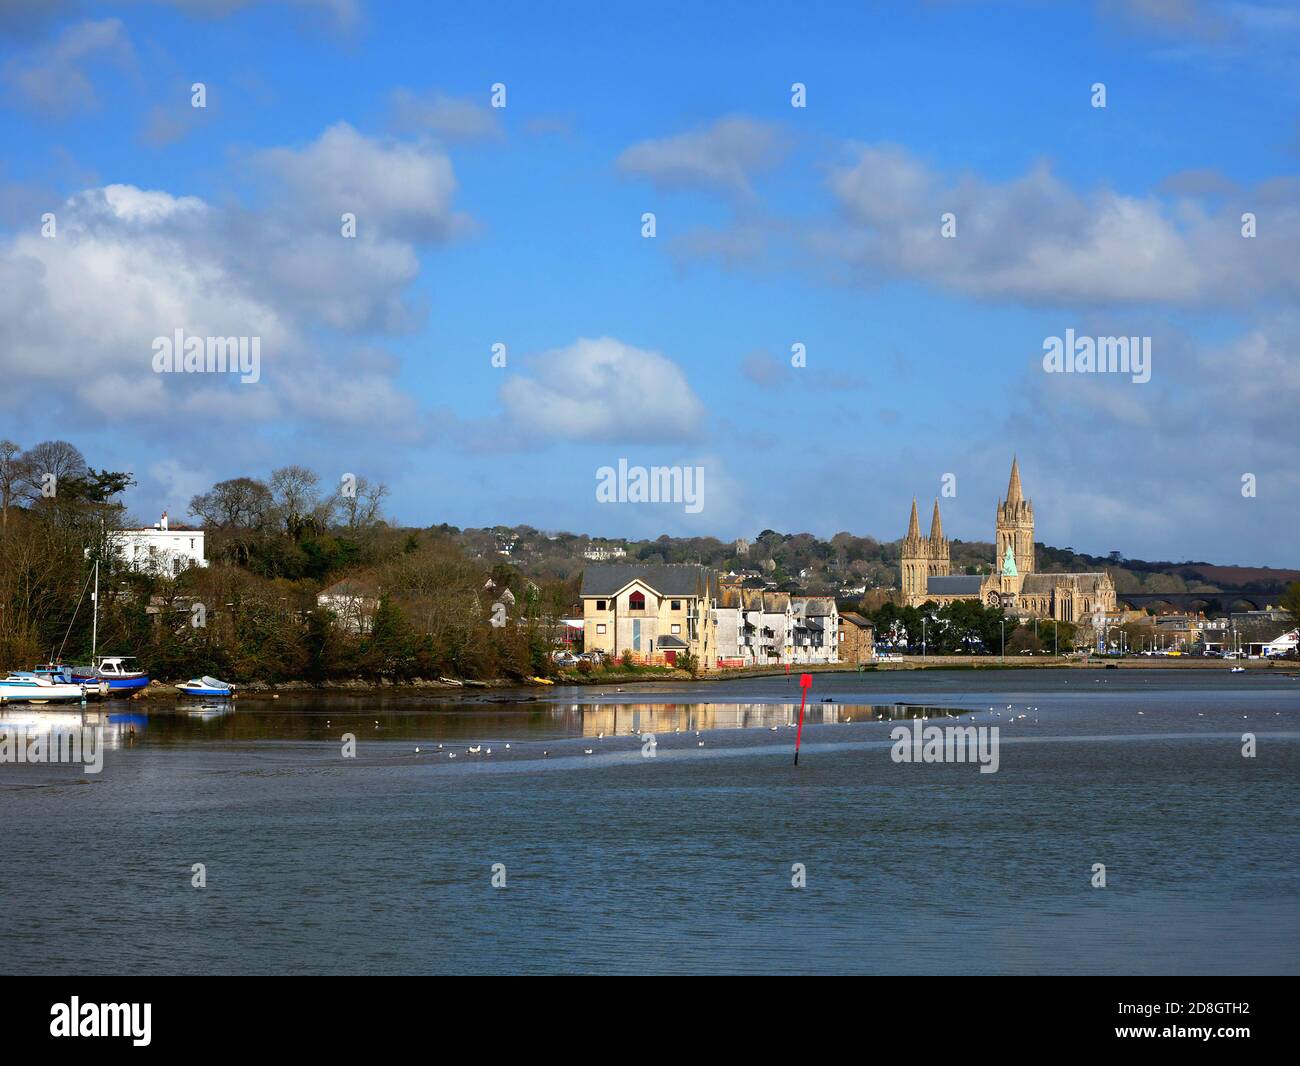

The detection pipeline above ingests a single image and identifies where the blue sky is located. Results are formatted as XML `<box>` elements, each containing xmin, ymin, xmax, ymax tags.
<box><xmin>1</xmin><ymin>0</ymin><xmax>1297</xmax><ymax>565</ymax></box>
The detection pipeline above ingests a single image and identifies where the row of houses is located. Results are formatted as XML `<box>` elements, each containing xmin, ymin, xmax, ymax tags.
<box><xmin>580</xmin><ymin>563</ymin><xmax>873</xmax><ymax>669</ymax></box>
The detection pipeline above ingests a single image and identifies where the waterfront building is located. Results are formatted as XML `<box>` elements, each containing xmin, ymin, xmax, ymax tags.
<box><xmin>838</xmin><ymin>612</ymin><xmax>875</xmax><ymax>664</ymax></box>
<box><xmin>790</xmin><ymin>596</ymin><xmax>839</xmax><ymax>664</ymax></box>
<box><xmin>581</xmin><ymin>563</ymin><xmax>717</xmax><ymax>668</ymax></box>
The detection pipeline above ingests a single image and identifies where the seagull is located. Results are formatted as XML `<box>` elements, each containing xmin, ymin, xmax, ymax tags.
<box><xmin>697</xmin><ymin>741</ymin><xmax>704</xmax><ymax>747</ymax></box>
<box><xmin>598</xmin><ymin>732</ymin><xmax>604</xmax><ymax>739</ymax></box>
<box><xmin>584</xmin><ymin>748</ymin><xmax>593</xmax><ymax>755</ymax></box>
<box><xmin>448</xmin><ymin>752</ymin><xmax>457</xmax><ymax>759</ymax></box>
<box><xmin>468</xmin><ymin>745</ymin><xmax>482</xmax><ymax>753</ymax></box>
<box><xmin>415</xmin><ymin>747</ymin><xmax>420</xmax><ymax>753</ymax></box>
<box><xmin>485</xmin><ymin>748</ymin><xmax>492</xmax><ymax>755</ymax></box>
<box><xmin>505</xmin><ymin>743</ymin><xmax>510</xmax><ymax>749</ymax></box>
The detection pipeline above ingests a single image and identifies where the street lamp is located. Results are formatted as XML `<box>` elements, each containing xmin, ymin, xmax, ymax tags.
<box><xmin>1000</xmin><ymin>619</ymin><xmax>1005</xmax><ymax>661</ymax></box>
<box><xmin>921</xmin><ymin>617</ymin><xmax>927</xmax><ymax>660</ymax></box>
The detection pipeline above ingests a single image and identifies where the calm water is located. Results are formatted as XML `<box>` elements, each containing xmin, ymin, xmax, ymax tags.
<box><xmin>1</xmin><ymin>669</ymin><xmax>1297</xmax><ymax>975</ymax></box>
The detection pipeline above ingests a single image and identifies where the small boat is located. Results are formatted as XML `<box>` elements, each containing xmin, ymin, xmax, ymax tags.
<box><xmin>0</xmin><ymin>672</ymin><xmax>89</xmax><ymax>703</ymax></box>
<box><xmin>437</xmin><ymin>676</ymin><xmax>464</xmax><ymax>687</ymax></box>
<box><xmin>1230</xmin><ymin>666</ymin><xmax>1246</xmax><ymax>674</ymax></box>
<box><xmin>70</xmin><ymin>656</ymin><xmax>150</xmax><ymax>694</ymax></box>
<box><xmin>175</xmin><ymin>676</ymin><xmax>235</xmax><ymax>697</ymax></box>
<box><xmin>527</xmin><ymin>676</ymin><xmax>555</xmax><ymax>686</ymax></box>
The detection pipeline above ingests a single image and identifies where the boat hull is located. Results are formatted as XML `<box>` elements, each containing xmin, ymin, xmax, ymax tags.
<box><xmin>70</xmin><ymin>671</ymin><xmax>149</xmax><ymax>694</ymax></box>
<box><xmin>0</xmin><ymin>682</ymin><xmax>87</xmax><ymax>702</ymax></box>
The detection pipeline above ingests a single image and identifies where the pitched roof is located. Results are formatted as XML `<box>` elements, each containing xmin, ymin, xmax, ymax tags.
<box><xmin>580</xmin><ymin>563</ymin><xmax>716</xmax><ymax>598</ymax></box>
<box><xmin>840</xmin><ymin>612</ymin><xmax>874</xmax><ymax>629</ymax></box>
<box><xmin>924</xmin><ymin>574</ymin><xmax>985</xmax><ymax>596</ymax></box>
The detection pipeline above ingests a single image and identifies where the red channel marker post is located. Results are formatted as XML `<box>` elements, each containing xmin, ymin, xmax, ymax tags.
<box><xmin>794</xmin><ymin>673</ymin><xmax>813</xmax><ymax>765</ymax></box>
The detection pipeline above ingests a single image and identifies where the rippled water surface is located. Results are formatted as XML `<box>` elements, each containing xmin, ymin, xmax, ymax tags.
<box><xmin>1</xmin><ymin>669</ymin><xmax>1297</xmax><ymax>974</ymax></box>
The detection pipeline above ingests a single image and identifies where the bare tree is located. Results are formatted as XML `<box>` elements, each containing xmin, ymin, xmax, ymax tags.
<box><xmin>190</xmin><ymin>477</ymin><xmax>273</xmax><ymax>530</ymax></box>
<box><xmin>19</xmin><ymin>440</ymin><xmax>88</xmax><ymax>503</ymax></box>
<box><xmin>0</xmin><ymin>440</ymin><xmax>27</xmax><ymax>529</ymax></box>
<box><xmin>333</xmin><ymin>476</ymin><xmax>390</xmax><ymax>531</ymax></box>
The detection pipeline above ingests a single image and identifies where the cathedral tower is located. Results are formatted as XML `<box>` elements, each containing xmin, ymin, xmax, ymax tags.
<box><xmin>927</xmin><ymin>500</ymin><xmax>951</xmax><ymax>578</ymax></box>
<box><xmin>995</xmin><ymin>457</ymin><xmax>1035</xmax><ymax>576</ymax></box>
<box><xmin>901</xmin><ymin>498</ymin><xmax>928</xmax><ymax>600</ymax></box>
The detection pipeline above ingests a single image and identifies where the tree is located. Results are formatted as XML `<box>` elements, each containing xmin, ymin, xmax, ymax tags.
<box><xmin>0</xmin><ymin>440</ymin><xmax>27</xmax><ymax>529</ymax></box>
<box><xmin>18</xmin><ymin>440</ymin><xmax>88</xmax><ymax>502</ymax></box>
<box><xmin>190</xmin><ymin>477</ymin><xmax>273</xmax><ymax>530</ymax></box>
<box><xmin>333</xmin><ymin>475</ymin><xmax>389</xmax><ymax>532</ymax></box>
<box><xmin>270</xmin><ymin>465</ymin><xmax>325</xmax><ymax>539</ymax></box>
<box><xmin>1282</xmin><ymin>581</ymin><xmax>1300</xmax><ymax>630</ymax></box>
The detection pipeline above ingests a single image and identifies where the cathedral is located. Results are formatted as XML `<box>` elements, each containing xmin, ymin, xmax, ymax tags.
<box><xmin>900</xmin><ymin>458</ymin><xmax>1116</xmax><ymax>622</ymax></box>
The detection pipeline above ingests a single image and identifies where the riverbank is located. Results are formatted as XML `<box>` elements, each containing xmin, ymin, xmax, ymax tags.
<box><xmin>115</xmin><ymin>654</ymin><xmax>1298</xmax><ymax>700</ymax></box>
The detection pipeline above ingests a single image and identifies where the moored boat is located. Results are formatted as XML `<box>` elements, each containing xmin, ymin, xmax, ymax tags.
<box><xmin>175</xmin><ymin>676</ymin><xmax>235</xmax><ymax>698</ymax></box>
<box><xmin>69</xmin><ymin>656</ymin><xmax>150</xmax><ymax>694</ymax></box>
<box><xmin>0</xmin><ymin>672</ymin><xmax>89</xmax><ymax>703</ymax></box>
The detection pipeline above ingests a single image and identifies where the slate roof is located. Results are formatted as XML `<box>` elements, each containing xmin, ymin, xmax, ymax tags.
<box><xmin>581</xmin><ymin>563</ymin><xmax>716</xmax><ymax>598</ymax></box>
<box><xmin>924</xmin><ymin>575</ymin><xmax>985</xmax><ymax>595</ymax></box>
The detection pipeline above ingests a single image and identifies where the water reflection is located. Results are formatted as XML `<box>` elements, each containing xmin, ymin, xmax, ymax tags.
<box><xmin>0</xmin><ymin>708</ymin><xmax>146</xmax><ymax>751</ymax></box>
<box><xmin>576</xmin><ymin>701</ymin><xmax>965</xmax><ymax>736</ymax></box>
<box><xmin>3</xmin><ymin>699</ymin><xmax>966</xmax><ymax>747</ymax></box>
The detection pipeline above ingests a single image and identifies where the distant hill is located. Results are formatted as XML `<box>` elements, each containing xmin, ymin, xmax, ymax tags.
<box><xmin>440</xmin><ymin>525</ymin><xmax>1297</xmax><ymax>603</ymax></box>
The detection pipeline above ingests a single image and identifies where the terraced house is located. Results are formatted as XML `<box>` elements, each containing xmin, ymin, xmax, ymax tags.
<box><xmin>581</xmin><ymin>564</ymin><xmax>718</xmax><ymax>668</ymax></box>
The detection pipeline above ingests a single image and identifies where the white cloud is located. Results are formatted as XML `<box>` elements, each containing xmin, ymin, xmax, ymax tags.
<box><xmin>821</xmin><ymin>143</ymin><xmax>1300</xmax><ymax>306</ymax></box>
<box><xmin>390</xmin><ymin>88</ymin><xmax>502</xmax><ymax>142</ymax></box>
<box><xmin>255</xmin><ymin>121</ymin><xmax>465</xmax><ymax>242</ymax></box>
<box><xmin>3</xmin><ymin>17</ymin><xmax>133</xmax><ymax>115</ymax></box>
<box><xmin>0</xmin><ymin>121</ymin><xmax>468</xmax><ymax>431</ymax></box>
<box><xmin>616</xmin><ymin>116</ymin><xmax>788</xmax><ymax>195</ymax></box>
<box><xmin>499</xmin><ymin>337</ymin><xmax>706</xmax><ymax>442</ymax></box>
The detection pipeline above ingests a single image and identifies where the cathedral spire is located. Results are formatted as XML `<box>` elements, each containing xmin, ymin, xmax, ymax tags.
<box><xmin>1006</xmin><ymin>456</ymin><xmax>1023</xmax><ymax>504</ymax></box>
<box><xmin>906</xmin><ymin>497</ymin><xmax>921</xmax><ymax>540</ymax></box>
<box><xmin>930</xmin><ymin>499</ymin><xmax>943</xmax><ymax>541</ymax></box>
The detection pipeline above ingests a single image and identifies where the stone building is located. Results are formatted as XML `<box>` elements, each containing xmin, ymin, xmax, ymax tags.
<box><xmin>838</xmin><ymin>612</ymin><xmax>875</xmax><ymax>664</ymax></box>
<box><xmin>900</xmin><ymin>458</ymin><xmax>1116</xmax><ymax>622</ymax></box>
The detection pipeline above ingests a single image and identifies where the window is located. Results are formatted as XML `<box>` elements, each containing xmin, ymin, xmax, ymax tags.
<box><xmin>671</xmin><ymin>623</ymin><xmax>681</xmax><ymax>634</ymax></box>
<box><xmin>628</xmin><ymin>592</ymin><xmax>646</xmax><ymax>611</ymax></box>
<box><xmin>596</xmin><ymin>624</ymin><xmax>606</xmax><ymax>634</ymax></box>
<box><xmin>596</xmin><ymin>599</ymin><xmax>607</xmax><ymax>610</ymax></box>
<box><xmin>671</xmin><ymin>600</ymin><xmax>681</xmax><ymax>610</ymax></box>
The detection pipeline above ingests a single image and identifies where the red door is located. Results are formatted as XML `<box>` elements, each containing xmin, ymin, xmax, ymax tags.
<box><xmin>664</xmin><ymin>650</ymin><xmax>677</xmax><ymax>666</ymax></box>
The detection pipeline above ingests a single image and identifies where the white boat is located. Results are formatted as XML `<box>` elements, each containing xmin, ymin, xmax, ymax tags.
<box><xmin>1230</xmin><ymin>666</ymin><xmax>1246</xmax><ymax>673</ymax></box>
<box><xmin>175</xmin><ymin>676</ymin><xmax>235</xmax><ymax>697</ymax></box>
<box><xmin>0</xmin><ymin>672</ymin><xmax>89</xmax><ymax>703</ymax></box>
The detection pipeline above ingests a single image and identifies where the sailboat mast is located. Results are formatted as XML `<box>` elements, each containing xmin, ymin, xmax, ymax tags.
<box><xmin>91</xmin><ymin>557</ymin><xmax>99</xmax><ymax>663</ymax></box>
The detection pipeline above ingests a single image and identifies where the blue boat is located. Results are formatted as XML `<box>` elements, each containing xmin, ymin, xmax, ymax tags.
<box><xmin>175</xmin><ymin>676</ymin><xmax>235</xmax><ymax>698</ymax></box>
<box><xmin>70</xmin><ymin>656</ymin><xmax>150</xmax><ymax>694</ymax></box>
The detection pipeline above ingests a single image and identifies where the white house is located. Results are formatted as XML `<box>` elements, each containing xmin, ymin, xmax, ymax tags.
<box><xmin>1263</xmin><ymin>629</ymin><xmax>1298</xmax><ymax>656</ymax></box>
<box><xmin>113</xmin><ymin>512</ymin><xmax>208</xmax><ymax>576</ymax></box>
<box><xmin>317</xmin><ymin>576</ymin><xmax>381</xmax><ymax>634</ymax></box>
